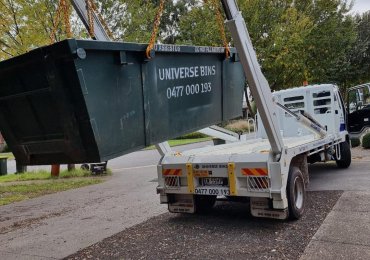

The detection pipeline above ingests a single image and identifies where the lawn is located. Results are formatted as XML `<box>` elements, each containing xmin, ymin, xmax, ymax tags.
<box><xmin>146</xmin><ymin>137</ymin><xmax>212</xmax><ymax>150</ymax></box>
<box><xmin>0</xmin><ymin>152</ymin><xmax>15</xmax><ymax>160</ymax></box>
<box><xmin>0</xmin><ymin>168</ymin><xmax>107</xmax><ymax>183</ymax></box>
<box><xmin>0</xmin><ymin>179</ymin><xmax>102</xmax><ymax>206</ymax></box>
<box><xmin>0</xmin><ymin>169</ymin><xmax>108</xmax><ymax>206</ymax></box>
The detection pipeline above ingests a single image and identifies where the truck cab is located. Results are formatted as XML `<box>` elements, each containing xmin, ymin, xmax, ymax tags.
<box><xmin>257</xmin><ymin>84</ymin><xmax>346</xmax><ymax>139</ymax></box>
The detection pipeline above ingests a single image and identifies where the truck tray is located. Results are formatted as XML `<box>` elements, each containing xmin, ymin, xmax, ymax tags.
<box><xmin>0</xmin><ymin>39</ymin><xmax>245</xmax><ymax>165</ymax></box>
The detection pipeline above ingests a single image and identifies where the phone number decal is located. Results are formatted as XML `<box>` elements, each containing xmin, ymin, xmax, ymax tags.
<box><xmin>166</xmin><ymin>82</ymin><xmax>212</xmax><ymax>99</ymax></box>
<box><xmin>194</xmin><ymin>187</ymin><xmax>230</xmax><ymax>196</ymax></box>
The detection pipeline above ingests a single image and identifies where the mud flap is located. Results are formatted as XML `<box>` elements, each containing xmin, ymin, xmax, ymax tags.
<box><xmin>250</xmin><ymin>197</ymin><xmax>288</xmax><ymax>220</ymax></box>
<box><xmin>168</xmin><ymin>194</ymin><xmax>195</xmax><ymax>213</ymax></box>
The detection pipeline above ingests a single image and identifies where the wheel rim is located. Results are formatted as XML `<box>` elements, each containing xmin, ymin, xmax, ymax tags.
<box><xmin>293</xmin><ymin>176</ymin><xmax>304</xmax><ymax>209</ymax></box>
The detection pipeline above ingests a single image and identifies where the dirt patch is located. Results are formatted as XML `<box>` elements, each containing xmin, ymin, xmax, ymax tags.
<box><xmin>0</xmin><ymin>210</ymin><xmax>71</xmax><ymax>235</ymax></box>
<box><xmin>66</xmin><ymin>191</ymin><xmax>342</xmax><ymax>260</ymax></box>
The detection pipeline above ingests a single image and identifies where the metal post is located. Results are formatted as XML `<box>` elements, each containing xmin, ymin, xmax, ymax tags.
<box><xmin>16</xmin><ymin>160</ymin><xmax>27</xmax><ymax>174</ymax></box>
<box><xmin>51</xmin><ymin>164</ymin><xmax>60</xmax><ymax>177</ymax></box>
<box><xmin>67</xmin><ymin>164</ymin><xmax>75</xmax><ymax>171</ymax></box>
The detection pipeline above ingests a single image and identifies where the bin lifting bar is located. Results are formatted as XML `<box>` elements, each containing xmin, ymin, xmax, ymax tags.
<box><xmin>51</xmin><ymin>0</ymin><xmax>113</xmax><ymax>42</ymax></box>
<box><xmin>220</xmin><ymin>0</ymin><xmax>284</xmax><ymax>159</ymax></box>
<box><xmin>70</xmin><ymin>0</ymin><xmax>112</xmax><ymax>41</ymax></box>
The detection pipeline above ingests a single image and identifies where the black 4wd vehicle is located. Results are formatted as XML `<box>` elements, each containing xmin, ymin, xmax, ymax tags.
<box><xmin>347</xmin><ymin>83</ymin><xmax>370</xmax><ymax>137</ymax></box>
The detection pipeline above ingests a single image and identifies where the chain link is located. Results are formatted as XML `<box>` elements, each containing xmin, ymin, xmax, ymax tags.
<box><xmin>207</xmin><ymin>0</ymin><xmax>231</xmax><ymax>58</ymax></box>
<box><xmin>51</xmin><ymin>0</ymin><xmax>113</xmax><ymax>43</ymax></box>
<box><xmin>85</xmin><ymin>0</ymin><xmax>94</xmax><ymax>37</ymax></box>
<box><xmin>50</xmin><ymin>0</ymin><xmax>72</xmax><ymax>43</ymax></box>
<box><xmin>62</xmin><ymin>0</ymin><xmax>72</xmax><ymax>38</ymax></box>
<box><xmin>146</xmin><ymin>0</ymin><xmax>165</xmax><ymax>59</ymax></box>
<box><xmin>85</xmin><ymin>0</ymin><xmax>114</xmax><ymax>40</ymax></box>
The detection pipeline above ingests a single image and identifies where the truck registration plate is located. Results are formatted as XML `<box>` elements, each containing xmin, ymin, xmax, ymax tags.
<box><xmin>200</xmin><ymin>177</ymin><xmax>225</xmax><ymax>186</ymax></box>
<box><xmin>194</xmin><ymin>187</ymin><xmax>230</xmax><ymax>196</ymax></box>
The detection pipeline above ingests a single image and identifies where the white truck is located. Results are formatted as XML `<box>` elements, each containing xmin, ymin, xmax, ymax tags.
<box><xmin>155</xmin><ymin>0</ymin><xmax>351</xmax><ymax>220</ymax></box>
<box><xmin>68</xmin><ymin>0</ymin><xmax>350</xmax><ymax>220</ymax></box>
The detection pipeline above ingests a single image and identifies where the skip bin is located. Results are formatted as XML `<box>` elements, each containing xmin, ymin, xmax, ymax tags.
<box><xmin>0</xmin><ymin>39</ymin><xmax>245</xmax><ymax>165</ymax></box>
<box><xmin>0</xmin><ymin>158</ymin><xmax>7</xmax><ymax>175</ymax></box>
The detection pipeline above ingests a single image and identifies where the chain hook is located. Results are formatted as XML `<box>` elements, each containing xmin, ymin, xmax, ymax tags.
<box><xmin>146</xmin><ymin>0</ymin><xmax>165</xmax><ymax>59</ymax></box>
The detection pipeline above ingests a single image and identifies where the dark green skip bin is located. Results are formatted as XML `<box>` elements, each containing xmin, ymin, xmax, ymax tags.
<box><xmin>0</xmin><ymin>39</ymin><xmax>245</xmax><ymax>165</ymax></box>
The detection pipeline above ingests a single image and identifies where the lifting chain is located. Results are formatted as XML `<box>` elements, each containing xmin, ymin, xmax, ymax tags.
<box><xmin>50</xmin><ymin>0</ymin><xmax>114</xmax><ymax>44</ymax></box>
<box><xmin>50</xmin><ymin>0</ymin><xmax>72</xmax><ymax>43</ymax></box>
<box><xmin>206</xmin><ymin>0</ymin><xmax>231</xmax><ymax>58</ymax></box>
<box><xmin>146</xmin><ymin>0</ymin><xmax>230</xmax><ymax>59</ymax></box>
<box><xmin>146</xmin><ymin>0</ymin><xmax>165</xmax><ymax>59</ymax></box>
<box><xmin>85</xmin><ymin>0</ymin><xmax>114</xmax><ymax>40</ymax></box>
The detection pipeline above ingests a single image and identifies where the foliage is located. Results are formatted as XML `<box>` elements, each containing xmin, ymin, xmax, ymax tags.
<box><xmin>145</xmin><ymin>137</ymin><xmax>211</xmax><ymax>150</ymax></box>
<box><xmin>175</xmin><ymin>132</ymin><xmax>208</xmax><ymax>140</ymax></box>
<box><xmin>362</xmin><ymin>133</ymin><xmax>370</xmax><ymax>149</ymax></box>
<box><xmin>350</xmin><ymin>138</ymin><xmax>360</xmax><ymax>147</ymax></box>
<box><xmin>344</xmin><ymin>11</ymin><xmax>370</xmax><ymax>86</ymax></box>
<box><xmin>177</xmin><ymin>2</ymin><xmax>227</xmax><ymax>46</ymax></box>
<box><xmin>0</xmin><ymin>0</ymin><xmax>78</xmax><ymax>60</ymax></box>
<box><xmin>224</xmin><ymin>120</ymin><xmax>254</xmax><ymax>133</ymax></box>
<box><xmin>0</xmin><ymin>152</ymin><xmax>14</xmax><ymax>160</ymax></box>
<box><xmin>0</xmin><ymin>0</ymin><xmax>369</xmax><ymax>91</ymax></box>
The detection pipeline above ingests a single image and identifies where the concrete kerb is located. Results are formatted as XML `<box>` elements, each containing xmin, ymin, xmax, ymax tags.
<box><xmin>300</xmin><ymin>191</ymin><xmax>370</xmax><ymax>260</ymax></box>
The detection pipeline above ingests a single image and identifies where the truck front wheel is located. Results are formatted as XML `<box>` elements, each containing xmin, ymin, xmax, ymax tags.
<box><xmin>336</xmin><ymin>141</ymin><xmax>351</xmax><ymax>169</ymax></box>
<box><xmin>287</xmin><ymin>168</ymin><xmax>306</xmax><ymax>220</ymax></box>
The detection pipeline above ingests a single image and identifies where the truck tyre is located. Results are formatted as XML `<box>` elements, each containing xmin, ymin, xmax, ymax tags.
<box><xmin>287</xmin><ymin>168</ymin><xmax>305</xmax><ymax>220</ymax></box>
<box><xmin>195</xmin><ymin>195</ymin><xmax>217</xmax><ymax>213</ymax></box>
<box><xmin>336</xmin><ymin>141</ymin><xmax>351</xmax><ymax>169</ymax></box>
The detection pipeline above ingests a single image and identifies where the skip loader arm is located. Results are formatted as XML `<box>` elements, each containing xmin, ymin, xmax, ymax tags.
<box><xmin>70</xmin><ymin>0</ymin><xmax>111</xmax><ymax>41</ymax></box>
<box><xmin>220</xmin><ymin>0</ymin><xmax>284</xmax><ymax>160</ymax></box>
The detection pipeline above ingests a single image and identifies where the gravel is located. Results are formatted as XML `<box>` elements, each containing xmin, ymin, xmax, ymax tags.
<box><xmin>66</xmin><ymin>191</ymin><xmax>342</xmax><ymax>260</ymax></box>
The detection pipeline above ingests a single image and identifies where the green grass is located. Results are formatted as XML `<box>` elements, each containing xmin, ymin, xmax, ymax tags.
<box><xmin>0</xmin><ymin>168</ymin><xmax>104</xmax><ymax>183</ymax></box>
<box><xmin>0</xmin><ymin>179</ymin><xmax>103</xmax><ymax>206</ymax></box>
<box><xmin>145</xmin><ymin>137</ymin><xmax>212</xmax><ymax>150</ymax></box>
<box><xmin>0</xmin><ymin>152</ymin><xmax>15</xmax><ymax>160</ymax></box>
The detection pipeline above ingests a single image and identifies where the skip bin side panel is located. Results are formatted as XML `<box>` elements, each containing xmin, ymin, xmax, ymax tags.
<box><xmin>223</xmin><ymin>57</ymin><xmax>245</xmax><ymax>120</ymax></box>
<box><xmin>144</xmin><ymin>53</ymin><xmax>223</xmax><ymax>144</ymax></box>
<box><xmin>73</xmin><ymin>42</ymin><xmax>146</xmax><ymax>161</ymax></box>
<box><xmin>0</xmin><ymin>40</ymin><xmax>100</xmax><ymax>164</ymax></box>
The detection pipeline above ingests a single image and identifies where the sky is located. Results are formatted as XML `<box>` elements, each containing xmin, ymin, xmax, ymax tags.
<box><xmin>352</xmin><ymin>0</ymin><xmax>370</xmax><ymax>14</ymax></box>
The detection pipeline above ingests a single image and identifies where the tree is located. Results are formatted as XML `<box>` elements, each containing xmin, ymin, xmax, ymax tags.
<box><xmin>177</xmin><ymin>1</ymin><xmax>228</xmax><ymax>46</ymax></box>
<box><xmin>240</xmin><ymin>1</ymin><xmax>314</xmax><ymax>90</ymax></box>
<box><xmin>0</xmin><ymin>0</ymin><xmax>87</xmax><ymax>61</ymax></box>
<box><xmin>344</xmin><ymin>11</ymin><xmax>370</xmax><ymax>85</ymax></box>
<box><xmin>297</xmin><ymin>0</ymin><xmax>356</xmax><ymax>89</ymax></box>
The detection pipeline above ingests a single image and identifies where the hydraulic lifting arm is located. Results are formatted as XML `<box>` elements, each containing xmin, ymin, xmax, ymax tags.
<box><xmin>70</xmin><ymin>0</ymin><xmax>111</xmax><ymax>41</ymax></box>
<box><xmin>221</xmin><ymin>0</ymin><xmax>284</xmax><ymax>159</ymax></box>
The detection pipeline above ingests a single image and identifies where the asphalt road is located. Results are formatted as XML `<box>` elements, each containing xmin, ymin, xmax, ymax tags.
<box><xmin>1</xmin><ymin>143</ymin><xmax>369</xmax><ymax>259</ymax></box>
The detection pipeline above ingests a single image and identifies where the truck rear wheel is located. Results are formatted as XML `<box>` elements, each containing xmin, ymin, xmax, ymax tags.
<box><xmin>287</xmin><ymin>168</ymin><xmax>306</xmax><ymax>220</ymax></box>
<box><xmin>195</xmin><ymin>195</ymin><xmax>217</xmax><ymax>213</ymax></box>
<box><xmin>336</xmin><ymin>141</ymin><xmax>351</xmax><ymax>169</ymax></box>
